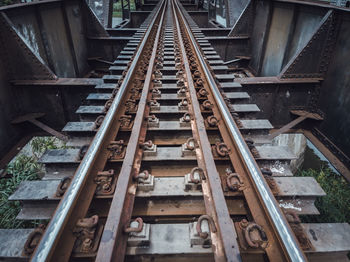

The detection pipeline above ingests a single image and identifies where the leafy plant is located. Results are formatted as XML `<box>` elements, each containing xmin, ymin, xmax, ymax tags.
<box><xmin>298</xmin><ymin>167</ymin><xmax>350</xmax><ymax>224</ymax></box>
<box><xmin>0</xmin><ymin>154</ymin><xmax>41</xmax><ymax>228</ymax></box>
<box><xmin>30</xmin><ymin>136</ymin><xmax>61</xmax><ymax>160</ymax></box>
<box><xmin>0</xmin><ymin>137</ymin><xmax>63</xmax><ymax>228</ymax></box>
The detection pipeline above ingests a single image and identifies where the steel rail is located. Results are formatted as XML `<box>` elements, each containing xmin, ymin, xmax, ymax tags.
<box><xmin>30</xmin><ymin>2</ymin><xmax>164</xmax><ymax>261</ymax></box>
<box><xmin>171</xmin><ymin>1</ymin><xmax>242</xmax><ymax>261</ymax></box>
<box><xmin>95</xmin><ymin>0</ymin><xmax>166</xmax><ymax>260</ymax></box>
<box><xmin>174</xmin><ymin>1</ymin><xmax>307</xmax><ymax>261</ymax></box>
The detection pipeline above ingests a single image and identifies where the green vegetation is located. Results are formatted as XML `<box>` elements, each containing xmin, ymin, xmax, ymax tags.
<box><xmin>298</xmin><ymin>167</ymin><xmax>350</xmax><ymax>224</ymax></box>
<box><xmin>0</xmin><ymin>0</ymin><xmax>12</xmax><ymax>7</ymax></box>
<box><xmin>113</xmin><ymin>0</ymin><xmax>136</xmax><ymax>17</ymax></box>
<box><xmin>0</xmin><ymin>137</ymin><xmax>63</xmax><ymax>228</ymax></box>
<box><xmin>30</xmin><ymin>136</ymin><xmax>62</xmax><ymax>160</ymax></box>
<box><xmin>0</xmin><ymin>154</ymin><xmax>41</xmax><ymax>228</ymax></box>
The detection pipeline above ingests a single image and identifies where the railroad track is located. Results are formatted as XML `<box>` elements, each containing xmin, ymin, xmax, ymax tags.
<box><xmin>1</xmin><ymin>0</ymin><xmax>349</xmax><ymax>261</ymax></box>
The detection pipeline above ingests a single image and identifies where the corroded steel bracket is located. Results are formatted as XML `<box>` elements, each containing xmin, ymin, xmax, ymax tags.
<box><xmin>0</xmin><ymin>13</ymin><xmax>57</xmax><ymax>80</ymax></box>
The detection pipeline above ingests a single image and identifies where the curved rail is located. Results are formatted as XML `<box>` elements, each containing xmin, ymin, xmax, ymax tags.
<box><xmin>30</xmin><ymin>2</ymin><xmax>164</xmax><ymax>261</ymax></box>
<box><xmin>174</xmin><ymin>0</ymin><xmax>307</xmax><ymax>261</ymax></box>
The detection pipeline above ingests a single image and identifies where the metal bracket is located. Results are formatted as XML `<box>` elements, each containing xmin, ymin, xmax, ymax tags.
<box><xmin>180</xmin><ymin>113</ymin><xmax>192</xmax><ymax>127</ymax></box>
<box><xmin>227</xmin><ymin>0</ymin><xmax>253</xmax><ymax>37</ymax></box>
<box><xmin>94</xmin><ymin>169</ymin><xmax>116</xmax><ymax>195</ymax></box>
<box><xmin>178</xmin><ymin>98</ymin><xmax>189</xmax><ymax>110</ymax></box>
<box><xmin>73</xmin><ymin>215</ymin><xmax>104</xmax><ymax>255</ymax></box>
<box><xmin>150</xmin><ymin>99</ymin><xmax>161</xmax><ymax>111</ymax></box>
<box><xmin>141</xmin><ymin>140</ymin><xmax>157</xmax><ymax>156</ymax></box>
<box><xmin>279</xmin><ymin>10</ymin><xmax>337</xmax><ymax>79</ymax></box>
<box><xmin>0</xmin><ymin>13</ymin><xmax>57</xmax><ymax>80</ymax></box>
<box><xmin>284</xmin><ymin>211</ymin><xmax>313</xmax><ymax>251</ymax></box>
<box><xmin>177</xmin><ymin>86</ymin><xmax>188</xmax><ymax>98</ymax></box>
<box><xmin>181</xmin><ymin>137</ymin><xmax>197</xmax><ymax>156</ymax></box>
<box><xmin>235</xmin><ymin>219</ymin><xmax>268</xmax><ymax>250</ymax></box>
<box><xmin>134</xmin><ymin>170</ymin><xmax>155</xmax><ymax>192</ymax></box>
<box><xmin>125</xmin><ymin>218</ymin><xmax>151</xmax><ymax>247</ymax></box>
<box><xmin>22</xmin><ymin>224</ymin><xmax>45</xmax><ymax>256</ymax></box>
<box><xmin>107</xmin><ymin>140</ymin><xmax>126</xmax><ymax>160</ymax></box>
<box><xmin>125</xmin><ymin>99</ymin><xmax>138</xmax><ymax>113</ymax></box>
<box><xmin>184</xmin><ymin>167</ymin><xmax>205</xmax><ymax>191</ymax></box>
<box><xmin>189</xmin><ymin>215</ymin><xmax>217</xmax><ymax>248</ymax></box>
<box><xmin>211</xmin><ymin>142</ymin><xmax>231</xmax><ymax>158</ymax></box>
<box><xmin>147</xmin><ymin>115</ymin><xmax>160</xmax><ymax>128</ymax></box>
<box><xmin>56</xmin><ymin>176</ymin><xmax>72</xmax><ymax>197</ymax></box>
<box><xmin>119</xmin><ymin>115</ymin><xmax>134</xmax><ymax>130</ymax></box>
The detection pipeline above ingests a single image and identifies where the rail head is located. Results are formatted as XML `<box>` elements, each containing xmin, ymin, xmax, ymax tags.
<box><xmin>174</xmin><ymin>1</ymin><xmax>307</xmax><ymax>261</ymax></box>
<box><xmin>171</xmin><ymin>1</ymin><xmax>242</xmax><ymax>261</ymax></box>
<box><xmin>30</xmin><ymin>2</ymin><xmax>164</xmax><ymax>261</ymax></box>
<box><xmin>95</xmin><ymin>0</ymin><xmax>167</xmax><ymax>260</ymax></box>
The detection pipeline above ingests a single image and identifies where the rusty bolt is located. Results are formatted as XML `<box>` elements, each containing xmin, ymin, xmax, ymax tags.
<box><xmin>201</xmin><ymin>100</ymin><xmax>213</xmax><ymax>110</ymax></box>
<box><xmin>81</xmin><ymin>238</ymin><xmax>93</xmax><ymax>252</ymax></box>
<box><xmin>185</xmin><ymin>137</ymin><xmax>196</xmax><ymax>151</ymax></box>
<box><xmin>133</xmin><ymin>170</ymin><xmax>150</xmax><ymax>183</ymax></box>
<box><xmin>79</xmin><ymin>144</ymin><xmax>89</xmax><ymax>160</ymax></box>
<box><xmin>180</xmin><ymin>98</ymin><xmax>188</xmax><ymax>107</ymax></box>
<box><xmin>196</xmin><ymin>215</ymin><xmax>217</xmax><ymax>239</ymax></box>
<box><xmin>215</xmin><ymin>142</ymin><xmax>230</xmax><ymax>157</ymax></box>
<box><xmin>94</xmin><ymin>115</ymin><xmax>105</xmax><ymax>129</ymax></box>
<box><xmin>261</xmin><ymin>167</ymin><xmax>272</xmax><ymax>176</ymax></box>
<box><xmin>190</xmin><ymin>167</ymin><xmax>205</xmax><ymax>184</ymax></box>
<box><xmin>244</xmin><ymin>223</ymin><xmax>268</xmax><ymax>249</ymax></box>
<box><xmin>141</xmin><ymin>140</ymin><xmax>153</xmax><ymax>150</ymax></box>
<box><xmin>240</xmin><ymin>219</ymin><xmax>249</xmax><ymax>228</ymax></box>
<box><xmin>206</xmin><ymin>115</ymin><xmax>218</xmax><ymax>127</ymax></box>
<box><xmin>182</xmin><ymin>113</ymin><xmax>191</xmax><ymax>122</ymax></box>
<box><xmin>76</xmin><ymin>215</ymin><xmax>99</xmax><ymax>229</ymax></box>
<box><xmin>124</xmin><ymin>217</ymin><xmax>144</xmax><ymax>233</ymax></box>
<box><xmin>23</xmin><ymin>224</ymin><xmax>45</xmax><ymax>256</ymax></box>
<box><xmin>56</xmin><ymin>176</ymin><xmax>72</xmax><ymax>197</ymax></box>
<box><xmin>226</xmin><ymin>172</ymin><xmax>244</xmax><ymax>192</ymax></box>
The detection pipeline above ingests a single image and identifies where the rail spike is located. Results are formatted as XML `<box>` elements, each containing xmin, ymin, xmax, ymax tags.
<box><xmin>7</xmin><ymin>1</ymin><xmax>343</xmax><ymax>262</ymax></box>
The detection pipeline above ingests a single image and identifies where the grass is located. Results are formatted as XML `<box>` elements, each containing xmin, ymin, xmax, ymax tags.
<box><xmin>297</xmin><ymin>167</ymin><xmax>350</xmax><ymax>224</ymax></box>
<box><xmin>0</xmin><ymin>137</ymin><xmax>63</xmax><ymax>229</ymax></box>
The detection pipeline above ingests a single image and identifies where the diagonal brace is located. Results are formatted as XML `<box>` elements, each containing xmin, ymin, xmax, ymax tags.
<box><xmin>11</xmin><ymin>113</ymin><xmax>68</xmax><ymax>142</ymax></box>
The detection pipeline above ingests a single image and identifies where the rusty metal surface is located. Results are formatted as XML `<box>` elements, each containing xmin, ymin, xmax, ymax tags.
<box><xmin>279</xmin><ymin>10</ymin><xmax>336</xmax><ymax>79</ymax></box>
<box><xmin>0</xmin><ymin>0</ymin><xmax>350</xmax><ymax>261</ymax></box>
<box><xmin>96</xmin><ymin>1</ymin><xmax>165</xmax><ymax>260</ymax></box>
<box><xmin>281</xmin><ymin>6</ymin><xmax>325</xmax><ymax>69</ymax></box>
<box><xmin>173</xmin><ymin>1</ymin><xmax>242</xmax><ymax>260</ymax></box>
<box><xmin>30</xmin><ymin>2</ymin><xmax>163</xmax><ymax>261</ymax></box>
<box><xmin>176</xmin><ymin>1</ymin><xmax>307</xmax><ymax>261</ymax></box>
